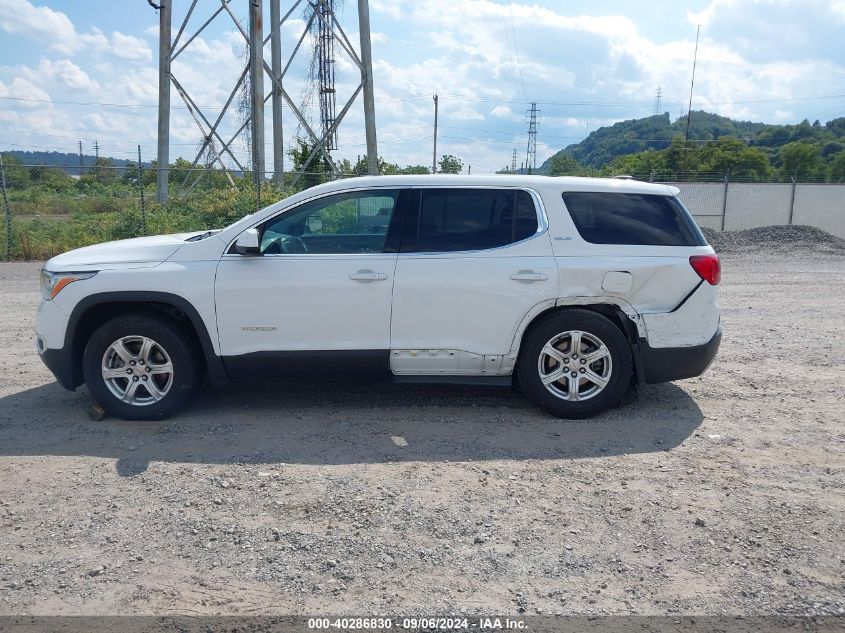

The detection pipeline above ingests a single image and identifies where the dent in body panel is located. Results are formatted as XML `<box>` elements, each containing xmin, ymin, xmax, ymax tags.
<box><xmin>554</xmin><ymin>256</ymin><xmax>701</xmax><ymax>313</ymax></box>
<box><xmin>642</xmin><ymin>283</ymin><xmax>720</xmax><ymax>348</ymax></box>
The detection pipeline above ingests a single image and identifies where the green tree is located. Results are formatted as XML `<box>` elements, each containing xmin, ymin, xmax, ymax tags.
<box><xmin>603</xmin><ymin>149</ymin><xmax>668</xmax><ymax>178</ymax></box>
<box><xmin>778</xmin><ymin>141</ymin><xmax>821</xmax><ymax>177</ymax></box>
<box><xmin>0</xmin><ymin>154</ymin><xmax>32</xmax><ymax>189</ymax></box>
<box><xmin>91</xmin><ymin>157</ymin><xmax>119</xmax><ymax>185</ymax></box>
<box><xmin>396</xmin><ymin>164</ymin><xmax>430</xmax><ymax>174</ymax></box>
<box><xmin>437</xmin><ymin>154</ymin><xmax>463</xmax><ymax>174</ymax></box>
<box><xmin>547</xmin><ymin>154</ymin><xmax>581</xmax><ymax>176</ymax></box>
<box><xmin>698</xmin><ymin>138</ymin><xmax>772</xmax><ymax>180</ymax></box>
<box><xmin>288</xmin><ymin>139</ymin><xmax>333</xmax><ymax>189</ymax></box>
<box><xmin>830</xmin><ymin>151</ymin><xmax>845</xmax><ymax>183</ymax></box>
<box><xmin>32</xmin><ymin>165</ymin><xmax>74</xmax><ymax>191</ymax></box>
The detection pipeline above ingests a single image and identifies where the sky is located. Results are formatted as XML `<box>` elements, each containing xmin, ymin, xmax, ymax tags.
<box><xmin>1</xmin><ymin>0</ymin><xmax>844</xmax><ymax>173</ymax></box>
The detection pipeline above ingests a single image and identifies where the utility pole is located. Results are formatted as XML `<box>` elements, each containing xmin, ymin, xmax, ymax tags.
<box><xmin>249</xmin><ymin>0</ymin><xmax>265</xmax><ymax>194</ymax></box>
<box><xmin>156</xmin><ymin>0</ymin><xmax>171</xmax><ymax>203</ymax></box>
<box><xmin>683</xmin><ymin>25</ymin><xmax>700</xmax><ymax>173</ymax></box>
<box><xmin>358</xmin><ymin>0</ymin><xmax>379</xmax><ymax>175</ymax></box>
<box><xmin>654</xmin><ymin>85</ymin><xmax>662</xmax><ymax>116</ymax></box>
<box><xmin>511</xmin><ymin>148</ymin><xmax>517</xmax><ymax>173</ymax></box>
<box><xmin>270</xmin><ymin>0</ymin><xmax>284</xmax><ymax>182</ymax></box>
<box><xmin>78</xmin><ymin>140</ymin><xmax>84</xmax><ymax>175</ymax></box>
<box><xmin>432</xmin><ymin>93</ymin><xmax>438</xmax><ymax>174</ymax></box>
<box><xmin>138</xmin><ymin>145</ymin><xmax>146</xmax><ymax>236</ymax></box>
<box><xmin>525</xmin><ymin>102</ymin><xmax>538</xmax><ymax>174</ymax></box>
<box><xmin>0</xmin><ymin>155</ymin><xmax>11</xmax><ymax>261</ymax></box>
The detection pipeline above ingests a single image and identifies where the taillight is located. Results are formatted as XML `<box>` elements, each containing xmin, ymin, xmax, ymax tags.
<box><xmin>689</xmin><ymin>254</ymin><xmax>721</xmax><ymax>285</ymax></box>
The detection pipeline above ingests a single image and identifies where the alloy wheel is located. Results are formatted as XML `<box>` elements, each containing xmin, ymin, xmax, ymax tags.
<box><xmin>101</xmin><ymin>335</ymin><xmax>174</xmax><ymax>406</ymax></box>
<box><xmin>537</xmin><ymin>330</ymin><xmax>612</xmax><ymax>401</ymax></box>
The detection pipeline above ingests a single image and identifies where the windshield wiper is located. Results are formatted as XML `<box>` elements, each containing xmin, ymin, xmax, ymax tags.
<box><xmin>185</xmin><ymin>230</ymin><xmax>218</xmax><ymax>242</ymax></box>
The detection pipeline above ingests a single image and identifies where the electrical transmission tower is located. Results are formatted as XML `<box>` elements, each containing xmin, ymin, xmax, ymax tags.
<box><xmin>315</xmin><ymin>0</ymin><xmax>338</xmax><ymax>151</ymax></box>
<box><xmin>654</xmin><ymin>85</ymin><xmax>662</xmax><ymax>116</ymax></box>
<box><xmin>153</xmin><ymin>0</ymin><xmax>378</xmax><ymax>204</ymax></box>
<box><xmin>525</xmin><ymin>102</ymin><xmax>539</xmax><ymax>174</ymax></box>
<box><xmin>511</xmin><ymin>149</ymin><xmax>517</xmax><ymax>173</ymax></box>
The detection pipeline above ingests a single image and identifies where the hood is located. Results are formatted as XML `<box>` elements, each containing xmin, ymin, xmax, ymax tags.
<box><xmin>44</xmin><ymin>232</ymin><xmax>202</xmax><ymax>271</ymax></box>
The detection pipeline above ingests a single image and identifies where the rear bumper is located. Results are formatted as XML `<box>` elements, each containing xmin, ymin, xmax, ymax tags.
<box><xmin>637</xmin><ymin>327</ymin><xmax>721</xmax><ymax>384</ymax></box>
<box><xmin>39</xmin><ymin>347</ymin><xmax>79</xmax><ymax>391</ymax></box>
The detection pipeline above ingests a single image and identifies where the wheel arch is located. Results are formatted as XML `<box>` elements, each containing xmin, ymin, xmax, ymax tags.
<box><xmin>511</xmin><ymin>300</ymin><xmax>644</xmax><ymax>383</ymax></box>
<box><xmin>64</xmin><ymin>291</ymin><xmax>227</xmax><ymax>389</ymax></box>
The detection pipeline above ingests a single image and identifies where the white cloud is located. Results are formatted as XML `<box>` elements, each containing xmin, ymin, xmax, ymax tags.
<box><xmin>0</xmin><ymin>0</ymin><xmax>152</xmax><ymax>62</ymax></box>
<box><xmin>37</xmin><ymin>58</ymin><xmax>100</xmax><ymax>91</ymax></box>
<box><xmin>0</xmin><ymin>0</ymin><xmax>79</xmax><ymax>54</ymax></box>
<box><xmin>1</xmin><ymin>0</ymin><xmax>843</xmax><ymax>172</ymax></box>
<box><xmin>111</xmin><ymin>32</ymin><xmax>153</xmax><ymax>62</ymax></box>
<box><xmin>491</xmin><ymin>105</ymin><xmax>516</xmax><ymax>119</ymax></box>
<box><xmin>6</xmin><ymin>77</ymin><xmax>50</xmax><ymax>106</ymax></box>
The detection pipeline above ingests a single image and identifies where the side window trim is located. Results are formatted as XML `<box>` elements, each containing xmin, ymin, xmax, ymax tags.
<box><xmin>242</xmin><ymin>187</ymin><xmax>408</xmax><ymax>256</ymax></box>
<box><xmin>399</xmin><ymin>186</ymin><xmax>547</xmax><ymax>255</ymax></box>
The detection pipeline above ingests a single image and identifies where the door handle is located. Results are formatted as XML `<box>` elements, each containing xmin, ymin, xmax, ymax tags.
<box><xmin>510</xmin><ymin>271</ymin><xmax>548</xmax><ymax>282</ymax></box>
<box><xmin>349</xmin><ymin>270</ymin><xmax>387</xmax><ymax>281</ymax></box>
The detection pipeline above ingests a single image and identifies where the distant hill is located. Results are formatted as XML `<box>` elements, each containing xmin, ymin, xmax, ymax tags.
<box><xmin>3</xmin><ymin>150</ymin><xmax>145</xmax><ymax>173</ymax></box>
<box><xmin>540</xmin><ymin>111</ymin><xmax>845</xmax><ymax>171</ymax></box>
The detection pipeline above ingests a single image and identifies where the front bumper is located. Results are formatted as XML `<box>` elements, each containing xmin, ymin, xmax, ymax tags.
<box><xmin>39</xmin><ymin>346</ymin><xmax>79</xmax><ymax>391</ymax></box>
<box><xmin>636</xmin><ymin>327</ymin><xmax>722</xmax><ymax>384</ymax></box>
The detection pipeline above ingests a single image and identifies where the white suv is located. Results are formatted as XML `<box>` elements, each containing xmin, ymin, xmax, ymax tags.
<box><xmin>35</xmin><ymin>175</ymin><xmax>721</xmax><ymax>420</ymax></box>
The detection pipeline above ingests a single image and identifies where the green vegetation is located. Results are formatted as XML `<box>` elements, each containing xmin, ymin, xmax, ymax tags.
<box><xmin>1</xmin><ymin>153</ymin><xmax>291</xmax><ymax>260</ymax></box>
<box><xmin>540</xmin><ymin>112</ymin><xmax>845</xmax><ymax>182</ymax></box>
<box><xmin>4</xmin><ymin>111</ymin><xmax>845</xmax><ymax>261</ymax></box>
<box><xmin>0</xmin><ymin>142</ymin><xmax>436</xmax><ymax>260</ymax></box>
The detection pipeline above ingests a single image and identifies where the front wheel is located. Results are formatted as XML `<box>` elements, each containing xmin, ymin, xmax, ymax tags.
<box><xmin>517</xmin><ymin>309</ymin><xmax>633</xmax><ymax>419</ymax></box>
<box><xmin>82</xmin><ymin>314</ymin><xmax>201</xmax><ymax>420</ymax></box>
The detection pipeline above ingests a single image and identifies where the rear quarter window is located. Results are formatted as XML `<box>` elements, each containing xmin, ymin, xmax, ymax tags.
<box><xmin>561</xmin><ymin>192</ymin><xmax>706</xmax><ymax>246</ymax></box>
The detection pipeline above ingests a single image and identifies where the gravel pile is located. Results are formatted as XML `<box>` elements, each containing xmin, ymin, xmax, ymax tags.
<box><xmin>701</xmin><ymin>225</ymin><xmax>845</xmax><ymax>254</ymax></box>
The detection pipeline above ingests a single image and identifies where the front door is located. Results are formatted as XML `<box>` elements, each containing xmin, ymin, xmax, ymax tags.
<box><xmin>215</xmin><ymin>188</ymin><xmax>405</xmax><ymax>381</ymax></box>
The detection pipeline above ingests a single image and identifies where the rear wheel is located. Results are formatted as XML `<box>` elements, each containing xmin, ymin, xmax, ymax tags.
<box><xmin>82</xmin><ymin>314</ymin><xmax>200</xmax><ymax>420</ymax></box>
<box><xmin>517</xmin><ymin>309</ymin><xmax>633</xmax><ymax>418</ymax></box>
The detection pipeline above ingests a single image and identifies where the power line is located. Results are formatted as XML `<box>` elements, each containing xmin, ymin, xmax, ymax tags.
<box><xmin>3</xmin><ymin>92</ymin><xmax>843</xmax><ymax>110</ymax></box>
<box><xmin>684</xmin><ymin>25</ymin><xmax>701</xmax><ymax>172</ymax></box>
<box><xmin>506</xmin><ymin>1</ymin><xmax>528</xmax><ymax>103</ymax></box>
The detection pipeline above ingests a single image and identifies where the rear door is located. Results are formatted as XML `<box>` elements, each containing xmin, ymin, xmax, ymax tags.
<box><xmin>215</xmin><ymin>188</ymin><xmax>407</xmax><ymax>380</ymax></box>
<box><xmin>389</xmin><ymin>187</ymin><xmax>557</xmax><ymax>376</ymax></box>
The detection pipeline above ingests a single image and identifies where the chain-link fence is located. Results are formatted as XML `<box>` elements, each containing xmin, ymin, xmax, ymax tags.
<box><xmin>1</xmin><ymin>161</ymin><xmax>843</xmax><ymax>260</ymax></box>
<box><xmin>0</xmin><ymin>161</ymin><xmax>347</xmax><ymax>260</ymax></box>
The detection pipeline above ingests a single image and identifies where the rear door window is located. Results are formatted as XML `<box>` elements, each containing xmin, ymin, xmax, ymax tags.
<box><xmin>415</xmin><ymin>188</ymin><xmax>538</xmax><ymax>252</ymax></box>
<box><xmin>561</xmin><ymin>192</ymin><xmax>706</xmax><ymax>246</ymax></box>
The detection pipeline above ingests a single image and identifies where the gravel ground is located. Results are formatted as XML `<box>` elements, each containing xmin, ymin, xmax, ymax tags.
<box><xmin>702</xmin><ymin>225</ymin><xmax>845</xmax><ymax>255</ymax></box>
<box><xmin>0</xmin><ymin>249</ymin><xmax>843</xmax><ymax>617</ymax></box>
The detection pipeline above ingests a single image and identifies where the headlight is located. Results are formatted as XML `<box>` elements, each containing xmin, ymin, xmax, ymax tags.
<box><xmin>40</xmin><ymin>270</ymin><xmax>97</xmax><ymax>301</ymax></box>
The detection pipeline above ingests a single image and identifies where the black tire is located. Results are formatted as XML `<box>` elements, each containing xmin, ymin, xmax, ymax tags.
<box><xmin>82</xmin><ymin>313</ymin><xmax>201</xmax><ymax>420</ymax></box>
<box><xmin>517</xmin><ymin>309</ymin><xmax>633</xmax><ymax>419</ymax></box>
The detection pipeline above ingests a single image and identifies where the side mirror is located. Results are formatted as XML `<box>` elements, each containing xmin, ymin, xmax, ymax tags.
<box><xmin>235</xmin><ymin>228</ymin><xmax>261</xmax><ymax>255</ymax></box>
<box><xmin>306</xmin><ymin>213</ymin><xmax>323</xmax><ymax>232</ymax></box>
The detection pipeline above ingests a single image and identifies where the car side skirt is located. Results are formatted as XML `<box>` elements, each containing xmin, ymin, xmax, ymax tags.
<box><xmin>222</xmin><ymin>350</ymin><xmax>514</xmax><ymax>386</ymax></box>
